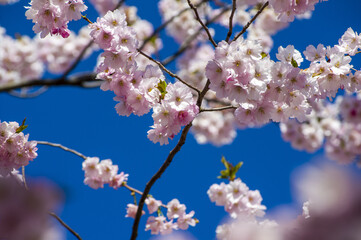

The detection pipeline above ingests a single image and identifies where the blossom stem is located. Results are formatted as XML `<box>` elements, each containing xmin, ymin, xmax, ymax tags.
<box><xmin>232</xmin><ymin>1</ymin><xmax>269</xmax><ymax>42</ymax></box>
<box><xmin>81</xmin><ymin>15</ymin><xmax>93</xmax><ymax>24</ymax></box>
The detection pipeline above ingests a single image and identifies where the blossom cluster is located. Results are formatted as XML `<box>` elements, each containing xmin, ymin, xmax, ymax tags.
<box><xmin>208</xmin><ymin>178</ymin><xmax>266</xmax><ymax>219</ymax></box>
<box><xmin>200</xmin><ymin>27</ymin><xmax>361</xmax><ymax>149</ymax></box>
<box><xmin>281</xmin><ymin>93</ymin><xmax>361</xmax><ymax>165</ymax></box>
<box><xmin>25</xmin><ymin>0</ymin><xmax>87</xmax><ymax>38</ymax></box>
<box><xmin>0</xmin><ymin>28</ymin><xmax>44</xmax><ymax>86</ymax></box>
<box><xmin>125</xmin><ymin>198</ymin><xmax>197</xmax><ymax>235</ymax></box>
<box><xmin>206</xmin><ymin>39</ymin><xmax>315</xmax><ymax>126</ymax></box>
<box><xmin>192</xmin><ymin>110</ymin><xmax>236</xmax><ymax>146</ymax></box>
<box><xmin>269</xmin><ymin>0</ymin><xmax>327</xmax><ymax>22</ymax></box>
<box><xmin>93</xmin><ymin>10</ymin><xmax>198</xmax><ymax>145</ymax></box>
<box><xmin>82</xmin><ymin>157</ymin><xmax>129</xmax><ymax>189</ymax></box>
<box><xmin>148</xmin><ymin>81</ymin><xmax>199</xmax><ymax>145</ymax></box>
<box><xmin>0</xmin><ymin>120</ymin><xmax>38</xmax><ymax>176</ymax></box>
<box><xmin>146</xmin><ymin>198</ymin><xmax>196</xmax><ymax>235</ymax></box>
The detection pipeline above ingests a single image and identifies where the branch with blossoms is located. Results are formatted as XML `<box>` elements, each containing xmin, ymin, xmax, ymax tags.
<box><xmin>4</xmin><ymin>0</ymin><xmax>361</xmax><ymax>239</ymax></box>
<box><xmin>36</xmin><ymin>139</ymin><xmax>198</xmax><ymax>236</ymax></box>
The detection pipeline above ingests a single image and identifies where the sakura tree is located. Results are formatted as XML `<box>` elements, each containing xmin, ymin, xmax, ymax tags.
<box><xmin>1</xmin><ymin>0</ymin><xmax>361</xmax><ymax>239</ymax></box>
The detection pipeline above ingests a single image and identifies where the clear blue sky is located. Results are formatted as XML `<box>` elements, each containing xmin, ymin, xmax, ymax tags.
<box><xmin>1</xmin><ymin>0</ymin><xmax>361</xmax><ymax>239</ymax></box>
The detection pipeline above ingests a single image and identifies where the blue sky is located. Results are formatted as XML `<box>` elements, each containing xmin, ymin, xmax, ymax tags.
<box><xmin>1</xmin><ymin>0</ymin><xmax>361</xmax><ymax>239</ymax></box>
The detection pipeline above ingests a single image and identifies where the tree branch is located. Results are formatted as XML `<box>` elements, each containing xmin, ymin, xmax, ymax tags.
<box><xmin>200</xmin><ymin>105</ymin><xmax>237</xmax><ymax>112</ymax></box>
<box><xmin>187</xmin><ymin>0</ymin><xmax>217</xmax><ymax>47</ymax></box>
<box><xmin>130</xmin><ymin>75</ymin><xmax>211</xmax><ymax>240</ymax></box>
<box><xmin>225</xmin><ymin>0</ymin><xmax>237</xmax><ymax>42</ymax></box>
<box><xmin>36</xmin><ymin>141</ymin><xmax>87</xmax><ymax>160</ymax></box>
<box><xmin>130</xmin><ymin>122</ymin><xmax>193</xmax><ymax>240</ymax></box>
<box><xmin>232</xmin><ymin>1</ymin><xmax>269</xmax><ymax>42</ymax></box>
<box><xmin>0</xmin><ymin>73</ymin><xmax>100</xmax><ymax>93</ymax></box>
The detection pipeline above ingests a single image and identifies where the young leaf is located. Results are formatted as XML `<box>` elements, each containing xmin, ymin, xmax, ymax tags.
<box><xmin>157</xmin><ymin>80</ymin><xmax>168</xmax><ymax>99</ymax></box>
<box><xmin>15</xmin><ymin>118</ymin><xmax>28</xmax><ymax>133</ymax></box>
<box><xmin>291</xmin><ymin>57</ymin><xmax>298</xmax><ymax>68</ymax></box>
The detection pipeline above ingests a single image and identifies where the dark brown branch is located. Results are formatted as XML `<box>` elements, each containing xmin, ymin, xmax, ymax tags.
<box><xmin>0</xmin><ymin>73</ymin><xmax>100</xmax><ymax>93</ymax></box>
<box><xmin>232</xmin><ymin>1</ymin><xmax>269</xmax><ymax>42</ymax></box>
<box><xmin>225</xmin><ymin>0</ymin><xmax>237</xmax><ymax>42</ymax></box>
<box><xmin>200</xmin><ymin>105</ymin><xmax>237</xmax><ymax>112</ymax></box>
<box><xmin>130</xmin><ymin>75</ymin><xmax>211</xmax><ymax>240</ymax></box>
<box><xmin>137</xmin><ymin>49</ymin><xmax>201</xmax><ymax>94</ymax></box>
<box><xmin>187</xmin><ymin>0</ymin><xmax>217</xmax><ymax>47</ymax></box>
<box><xmin>162</xmin><ymin>6</ymin><xmax>230</xmax><ymax>66</ymax></box>
<box><xmin>130</xmin><ymin>122</ymin><xmax>193</xmax><ymax>240</ymax></box>
<box><xmin>36</xmin><ymin>141</ymin><xmax>87</xmax><ymax>160</ymax></box>
<box><xmin>49</xmin><ymin>212</ymin><xmax>82</xmax><ymax>240</ymax></box>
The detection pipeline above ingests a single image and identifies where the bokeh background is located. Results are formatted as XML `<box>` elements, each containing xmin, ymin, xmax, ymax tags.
<box><xmin>1</xmin><ymin>0</ymin><xmax>361</xmax><ymax>239</ymax></box>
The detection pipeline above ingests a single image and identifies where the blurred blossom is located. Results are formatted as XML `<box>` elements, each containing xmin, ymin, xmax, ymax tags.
<box><xmin>151</xmin><ymin>231</ymin><xmax>197</xmax><ymax>240</ymax></box>
<box><xmin>0</xmin><ymin>176</ymin><xmax>63</xmax><ymax>240</ymax></box>
<box><xmin>282</xmin><ymin>163</ymin><xmax>361</xmax><ymax>240</ymax></box>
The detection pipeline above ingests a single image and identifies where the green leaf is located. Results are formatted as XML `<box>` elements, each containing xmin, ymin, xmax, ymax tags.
<box><xmin>217</xmin><ymin>156</ymin><xmax>243</xmax><ymax>181</ymax></box>
<box><xmin>261</xmin><ymin>52</ymin><xmax>267</xmax><ymax>59</ymax></box>
<box><xmin>157</xmin><ymin>80</ymin><xmax>168</xmax><ymax>99</ymax></box>
<box><xmin>291</xmin><ymin>58</ymin><xmax>298</xmax><ymax>68</ymax></box>
<box><xmin>15</xmin><ymin>118</ymin><xmax>28</xmax><ymax>133</ymax></box>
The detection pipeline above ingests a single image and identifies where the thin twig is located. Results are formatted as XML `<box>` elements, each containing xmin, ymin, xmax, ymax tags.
<box><xmin>232</xmin><ymin>1</ymin><xmax>269</xmax><ymax>42</ymax></box>
<box><xmin>200</xmin><ymin>105</ymin><xmax>237</xmax><ymax>112</ymax></box>
<box><xmin>139</xmin><ymin>0</ymin><xmax>210</xmax><ymax>51</ymax></box>
<box><xmin>225</xmin><ymin>0</ymin><xmax>237</xmax><ymax>42</ymax></box>
<box><xmin>137</xmin><ymin>49</ymin><xmax>201</xmax><ymax>94</ymax></box>
<box><xmin>36</xmin><ymin>141</ymin><xmax>87</xmax><ymax>160</ymax></box>
<box><xmin>162</xmin><ymin>5</ymin><xmax>230</xmax><ymax>66</ymax></box>
<box><xmin>49</xmin><ymin>212</ymin><xmax>82</xmax><ymax>240</ymax></box>
<box><xmin>123</xmin><ymin>183</ymin><xmax>144</xmax><ymax>196</ymax></box>
<box><xmin>187</xmin><ymin>0</ymin><xmax>217</xmax><ymax>47</ymax></box>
